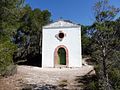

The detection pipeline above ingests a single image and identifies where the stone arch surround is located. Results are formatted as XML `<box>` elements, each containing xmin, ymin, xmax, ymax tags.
<box><xmin>54</xmin><ymin>45</ymin><xmax>69</xmax><ymax>67</ymax></box>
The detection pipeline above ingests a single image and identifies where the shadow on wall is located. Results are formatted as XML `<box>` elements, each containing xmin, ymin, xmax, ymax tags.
<box><xmin>16</xmin><ymin>54</ymin><xmax>42</xmax><ymax>67</ymax></box>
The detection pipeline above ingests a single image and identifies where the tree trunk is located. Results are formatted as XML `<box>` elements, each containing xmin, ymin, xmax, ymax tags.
<box><xmin>100</xmin><ymin>48</ymin><xmax>112</xmax><ymax>90</ymax></box>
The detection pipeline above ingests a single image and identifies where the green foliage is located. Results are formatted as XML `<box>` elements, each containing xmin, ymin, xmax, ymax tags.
<box><xmin>13</xmin><ymin>5</ymin><xmax>51</xmax><ymax>63</ymax></box>
<box><xmin>91</xmin><ymin>0</ymin><xmax>120</xmax><ymax>90</ymax></box>
<box><xmin>87</xmin><ymin>81</ymin><xmax>98</xmax><ymax>90</ymax></box>
<box><xmin>0</xmin><ymin>0</ymin><xmax>23</xmax><ymax>76</ymax></box>
<box><xmin>0</xmin><ymin>41</ymin><xmax>16</xmax><ymax>75</ymax></box>
<box><xmin>109</xmin><ymin>68</ymin><xmax>120</xmax><ymax>90</ymax></box>
<box><xmin>78</xmin><ymin>74</ymin><xmax>98</xmax><ymax>90</ymax></box>
<box><xmin>81</xmin><ymin>25</ymin><xmax>92</xmax><ymax>55</ymax></box>
<box><xmin>93</xmin><ymin>0</ymin><xmax>120</xmax><ymax>23</ymax></box>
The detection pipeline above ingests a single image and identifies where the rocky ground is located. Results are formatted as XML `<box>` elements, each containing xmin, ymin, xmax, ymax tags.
<box><xmin>0</xmin><ymin>64</ymin><xmax>95</xmax><ymax>90</ymax></box>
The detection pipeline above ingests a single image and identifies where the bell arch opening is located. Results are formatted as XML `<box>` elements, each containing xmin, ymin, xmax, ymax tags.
<box><xmin>54</xmin><ymin>45</ymin><xmax>68</xmax><ymax>67</ymax></box>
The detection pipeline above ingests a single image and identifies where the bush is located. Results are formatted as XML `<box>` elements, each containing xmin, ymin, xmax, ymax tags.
<box><xmin>0</xmin><ymin>63</ymin><xmax>17</xmax><ymax>77</ymax></box>
<box><xmin>87</xmin><ymin>81</ymin><xmax>98</xmax><ymax>90</ymax></box>
<box><xmin>0</xmin><ymin>38</ymin><xmax>17</xmax><ymax>76</ymax></box>
<box><xmin>109</xmin><ymin>68</ymin><xmax>120</xmax><ymax>90</ymax></box>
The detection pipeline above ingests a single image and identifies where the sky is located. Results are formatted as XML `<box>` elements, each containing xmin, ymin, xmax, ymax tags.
<box><xmin>25</xmin><ymin>0</ymin><xmax>120</xmax><ymax>25</ymax></box>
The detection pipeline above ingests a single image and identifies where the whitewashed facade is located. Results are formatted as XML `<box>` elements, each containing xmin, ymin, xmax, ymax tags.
<box><xmin>42</xmin><ymin>20</ymin><xmax>82</xmax><ymax>68</ymax></box>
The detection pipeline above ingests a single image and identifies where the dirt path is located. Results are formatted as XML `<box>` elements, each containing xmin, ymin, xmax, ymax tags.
<box><xmin>0</xmin><ymin>65</ymin><xmax>95</xmax><ymax>90</ymax></box>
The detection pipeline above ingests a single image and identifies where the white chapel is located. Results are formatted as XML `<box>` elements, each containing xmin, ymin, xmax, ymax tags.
<box><xmin>42</xmin><ymin>20</ymin><xmax>82</xmax><ymax>68</ymax></box>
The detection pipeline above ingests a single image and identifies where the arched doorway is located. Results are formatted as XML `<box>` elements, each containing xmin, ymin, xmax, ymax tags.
<box><xmin>58</xmin><ymin>48</ymin><xmax>66</xmax><ymax>65</ymax></box>
<box><xmin>54</xmin><ymin>45</ymin><xmax>69</xmax><ymax>67</ymax></box>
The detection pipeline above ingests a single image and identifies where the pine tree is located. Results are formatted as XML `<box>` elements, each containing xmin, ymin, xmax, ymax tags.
<box><xmin>91</xmin><ymin>0</ymin><xmax>120</xmax><ymax>89</ymax></box>
<box><xmin>0</xmin><ymin>0</ymin><xmax>24</xmax><ymax>76</ymax></box>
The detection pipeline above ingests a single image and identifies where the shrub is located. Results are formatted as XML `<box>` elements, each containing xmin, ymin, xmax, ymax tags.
<box><xmin>0</xmin><ymin>38</ymin><xmax>17</xmax><ymax>76</ymax></box>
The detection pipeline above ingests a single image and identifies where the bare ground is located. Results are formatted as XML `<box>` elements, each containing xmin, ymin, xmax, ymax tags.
<box><xmin>0</xmin><ymin>65</ymin><xmax>95</xmax><ymax>90</ymax></box>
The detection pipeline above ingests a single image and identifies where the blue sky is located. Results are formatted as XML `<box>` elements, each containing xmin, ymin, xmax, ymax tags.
<box><xmin>25</xmin><ymin>0</ymin><xmax>120</xmax><ymax>25</ymax></box>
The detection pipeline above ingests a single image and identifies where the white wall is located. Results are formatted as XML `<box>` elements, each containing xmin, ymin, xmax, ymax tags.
<box><xmin>42</xmin><ymin>27</ymin><xmax>82</xmax><ymax>68</ymax></box>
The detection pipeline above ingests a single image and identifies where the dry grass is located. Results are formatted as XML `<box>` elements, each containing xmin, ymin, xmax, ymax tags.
<box><xmin>58</xmin><ymin>79</ymin><xmax>68</xmax><ymax>87</ymax></box>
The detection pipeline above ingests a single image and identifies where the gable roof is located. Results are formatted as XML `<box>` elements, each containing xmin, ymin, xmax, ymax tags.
<box><xmin>43</xmin><ymin>20</ymin><xmax>80</xmax><ymax>29</ymax></box>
